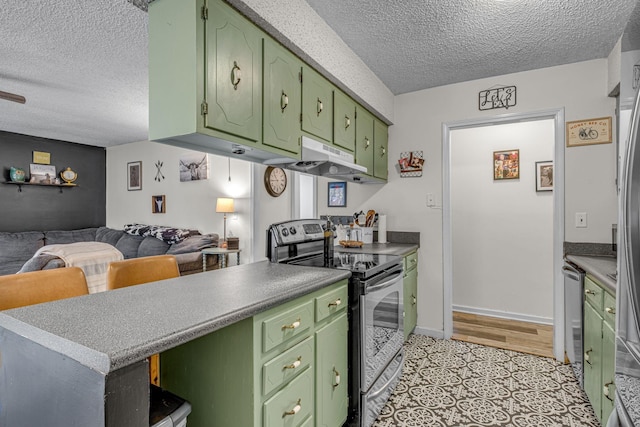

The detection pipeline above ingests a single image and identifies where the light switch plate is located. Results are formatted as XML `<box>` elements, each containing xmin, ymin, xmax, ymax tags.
<box><xmin>575</xmin><ymin>212</ymin><xmax>587</xmax><ymax>228</ymax></box>
<box><xmin>426</xmin><ymin>193</ymin><xmax>435</xmax><ymax>207</ymax></box>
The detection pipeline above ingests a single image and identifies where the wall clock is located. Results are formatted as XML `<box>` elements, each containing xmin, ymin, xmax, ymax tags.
<box><xmin>264</xmin><ymin>166</ymin><xmax>287</xmax><ymax>197</ymax></box>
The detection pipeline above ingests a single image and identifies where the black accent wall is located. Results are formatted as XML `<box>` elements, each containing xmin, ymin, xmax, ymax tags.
<box><xmin>0</xmin><ymin>131</ymin><xmax>106</xmax><ymax>232</ymax></box>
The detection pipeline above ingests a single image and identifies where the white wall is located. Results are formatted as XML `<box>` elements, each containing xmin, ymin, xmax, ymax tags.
<box><xmin>451</xmin><ymin>120</ymin><xmax>554</xmax><ymax>321</ymax></box>
<box><xmin>621</xmin><ymin>49</ymin><xmax>640</xmax><ymax>108</ymax></box>
<box><xmin>367</xmin><ymin>59</ymin><xmax>618</xmax><ymax>334</ymax></box>
<box><xmin>106</xmin><ymin>140</ymin><xmax>253</xmax><ymax>262</ymax></box>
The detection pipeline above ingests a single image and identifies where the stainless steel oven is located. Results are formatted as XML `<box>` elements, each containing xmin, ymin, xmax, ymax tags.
<box><xmin>267</xmin><ymin>219</ymin><xmax>404</xmax><ymax>427</ymax></box>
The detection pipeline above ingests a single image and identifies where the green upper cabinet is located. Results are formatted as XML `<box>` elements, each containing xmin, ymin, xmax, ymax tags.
<box><xmin>333</xmin><ymin>90</ymin><xmax>356</xmax><ymax>152</ymax></box>
<box><xmin>355</xmin><ymin>106</ymin><xmax>375</xmax><ymax>174</ymax></box>
<box><xmin>263</xmin><ymin>37</ymin><xmax>302</xmax><ymax>155</ymax></box>
<box><xmin>373</xmin><ymin>119</ymin><xmax>388</xmax><ymax>179</ymax></box>
<box><xmin>302</xmin><ymin>65</ymin><xmax>333</xmax><ymax>143</ymax></box>
<box><xmin>205</xmin><ymin>0</ymin><xmax>262</xmax><ymax>142</ymax></box>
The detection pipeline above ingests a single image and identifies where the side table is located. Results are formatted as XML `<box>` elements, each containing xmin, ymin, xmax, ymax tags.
<box><xmin>202</xmin><ymin>248</ymin><xmax>241</xmax><ymax>271</ymax></box>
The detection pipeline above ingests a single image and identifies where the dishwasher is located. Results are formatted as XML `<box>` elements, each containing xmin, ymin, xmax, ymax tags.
<box><xmin>562</xmin><ymin>261</ymin><xmax>585</xmax><ymax>386</ymax></box>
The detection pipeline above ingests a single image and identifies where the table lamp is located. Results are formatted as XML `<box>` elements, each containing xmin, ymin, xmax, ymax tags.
<box><xmin>216</xmin><ymin>197</ymin><xmax>235</xmax><ymax>248</ymax></box>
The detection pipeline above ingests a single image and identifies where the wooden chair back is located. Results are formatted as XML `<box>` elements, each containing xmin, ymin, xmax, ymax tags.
<box><xmin>106</xmin><ymin>255</ymin><xmax>180</xmax><ymax>290</ymax></box>
<box><xmin>0</xmin><ymin>267</ymin><xmax>89</xmax><ymax>310</ymax></box>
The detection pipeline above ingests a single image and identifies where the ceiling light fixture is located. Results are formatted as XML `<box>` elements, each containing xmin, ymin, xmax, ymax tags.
<box><xmin>0</xmin><ymin>90</ymin><xmax>26</xmax><ymax>104</ymax></box>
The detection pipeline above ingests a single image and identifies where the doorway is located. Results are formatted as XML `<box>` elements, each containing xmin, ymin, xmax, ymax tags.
<box><xmin>442</xmin><ymin>109</ymin><xmax>565</xmax><ymax>361</ymax></box>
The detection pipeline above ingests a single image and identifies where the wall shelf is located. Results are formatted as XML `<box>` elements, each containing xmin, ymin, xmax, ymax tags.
<box><xmin>4</xmin><ymin>181</ymin><xmax>77</xmax><ymax>193</ymax></box>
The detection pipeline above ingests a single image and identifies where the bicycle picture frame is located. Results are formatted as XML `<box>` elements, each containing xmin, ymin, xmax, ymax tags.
<box><xmin>566</xmin><ymin>117</ymin><xmax>612</xmax><ymax>147</ymax></box>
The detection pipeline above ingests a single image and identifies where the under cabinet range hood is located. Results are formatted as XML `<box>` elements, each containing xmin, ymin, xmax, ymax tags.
<box><xmin>266</xmin><ymin>136</ymin><xmax>382</xmax><ymax>183</ymax></box>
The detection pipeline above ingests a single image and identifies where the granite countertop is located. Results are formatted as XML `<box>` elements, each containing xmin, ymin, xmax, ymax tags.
<box><xmin>336</xmin><ymin>242</ymin><xmax>418</xmax><ymax>257</ymax></box>
<box><xmin>0</xmin><ymin>261</ymin><xmax>350</xmax><ymax>373</ymax></box>
<box><xmin>565</xmin><ymin>254</ymin><xmax>617</xmax><ymax>294</ymax></box>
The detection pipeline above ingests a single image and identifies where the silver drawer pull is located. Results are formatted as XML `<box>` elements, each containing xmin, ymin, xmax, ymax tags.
<box><xmin>585</xmin><ymin>289</ymin><xmax>596</xmax><ymax>296</ymax></box>
<box><xmin>283</xmin><ymin>399</ymin><xmax>301</xmax><ymax>417</ymax></box>
<box><xmin>317</xmin><ymin>98</ymin><xmax>323</xmax><ymax>116</ymax></box>
<box><xmin>282</xmin><ymin>318</ymin><xmax>301</xmax><ymax>330</ymax></box>
<box><xmin>345</xmin><ymin>115</ymin><xmax>351</xmax><ymax>129</ymax></box>
<box><xmin>606</xmin><ymin>307</ymin><xmax>615</xmax><ymax>314</ymax></box>
<box><xmin>604</xmin><ymin>381</ymin><xmax>614</xmax><ymax>401</ymax></box>
<box><xmin>283</xmin><ymin>356</ymin><xmax>302</xmax><ymax>370</ymax></box>
<box><xmin>332</xmin><ymin>367</ymin><xmax>341</xmax><ymax>388</ymax></box>
<box><xmin>281</xmin><ymin>91</ymin><xmax>289</xmax><ymax>112</ymax></box>
<box><xmin>231</xmin><ymin>61</ymin><xmax>242</xmax><ymax>90</ymax></box>
<box><xmin>585</xmin><ymin>348</ymin><xmax>592</xmax><ymax>364</ymax></box>
<box><xmin>328</xmin><ymin>298</ymin><xmax>342</xmax><ymax>308</ymax></box>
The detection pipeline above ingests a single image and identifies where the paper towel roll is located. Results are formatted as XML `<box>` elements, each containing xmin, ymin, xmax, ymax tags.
<box><xmin>378</xmin><ymin>214</ymin><xmax>387</xmax><ymax>243</ymax></box>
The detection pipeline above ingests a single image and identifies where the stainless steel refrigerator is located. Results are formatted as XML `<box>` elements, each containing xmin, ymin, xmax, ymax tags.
<box><xmin>611</xmin><ymin>86</ymin><xmax>640</xmax><ymax>426</ymax></box>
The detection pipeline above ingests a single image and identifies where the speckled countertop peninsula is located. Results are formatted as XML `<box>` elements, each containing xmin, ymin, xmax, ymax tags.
<box><xmin>565</xmin><ymin>255</ymin><xmax>617</xmax><ymax>293</ymax></box>
<box><xmin>0</xmin><ymin>261</ymin><xmax>350</xmax><ymax>373</ymax></box>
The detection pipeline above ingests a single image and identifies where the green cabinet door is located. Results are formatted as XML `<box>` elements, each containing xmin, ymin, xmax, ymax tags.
<box><xmin>263</xmin><ymin>38</ymin><xmax>301</xmax><ymax>154</ymax></box>
<box><xmin>302</xmin><ymin>65</ymin><xmax>333</xmax><ymax>142</ymax></box>
<box><xmin>355</xmin><ymin>106</ymin><xmax>374</xmax><ymax>174</ymax></box>
<box><xmin>206</xmin><ymin>0</ymin><xmax>262</xmax><ymax>142</ymax></box>
<box><xmin>333</xmin><ymin>90</ymin><xmax>356</xmax><ymax>152</ymax></box>
<box><xmin>583</xmin><ymin>302</ymin><xmax>602</xmax><ymax>420</ymax></box>
<box><xmin>315</xmin><ymin>313</ymin><xmax>348</xmax><ymax>427</ymax></box>
<box><xmin>403</xmin><ymin>266</ymin><xmax>418</xmax><ymax>340</ymax></box>
<box><xmin>601</xmin><ymin>321</ymin><xmax>615</xmax><ymax>424</ymax></box>
<box><xmin>373</xmin><ymin>120</ymin><xmax>388</xmax><ymax>179</ymax></box>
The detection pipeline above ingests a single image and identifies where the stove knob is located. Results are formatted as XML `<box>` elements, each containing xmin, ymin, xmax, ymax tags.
<box><xmin>281</xmin><ymin>228</ymin><xmax>289</xmax><ymax>237</ymax></box>
<box><xmin>289</xmin><ymin>227</ymin><xmax>297</xmax><ymax>235</ymax></box>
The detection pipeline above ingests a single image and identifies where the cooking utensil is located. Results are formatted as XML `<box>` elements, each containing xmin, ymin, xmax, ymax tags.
<box><xmin>365</xmin><ymin>210</ymin><xmax>376</xmax><ymax>227</ymax></box>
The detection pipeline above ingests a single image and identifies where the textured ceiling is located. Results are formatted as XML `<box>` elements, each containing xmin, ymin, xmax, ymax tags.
<box><xmin>0</xmin><ymin>0</ymin><xmax>639</xmax><ymax>147</ymax></box>
<box><xmin>306</xmin><ymin>0</ymin><xmax>639</xmax><ymax>94</ymax></box>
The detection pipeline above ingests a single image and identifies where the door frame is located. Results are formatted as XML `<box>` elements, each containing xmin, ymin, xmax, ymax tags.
<box><xmin>442</xmin><ymin>108</ymin><xmax>565</xmax><ymax>361</ymax></box>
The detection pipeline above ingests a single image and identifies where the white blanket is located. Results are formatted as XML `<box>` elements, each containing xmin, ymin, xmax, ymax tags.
<box><xmin>35</xmin><ymin>242</ymin><xmax>124</xmax><ymax>294</ymax></box>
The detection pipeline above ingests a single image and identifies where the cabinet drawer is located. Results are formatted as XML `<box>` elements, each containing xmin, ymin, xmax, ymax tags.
<box><xmin>584</xmin><ymin>275</ymin><xmax>603</xmax><ymax>310</ymax></box>
<box><xmin>263</xmin><ymin>367</ymin><xmax>314</xmax><ymax>427</ymax></box>
<box><xmin>315</xmin><ymin>283</ymin><xmax>348</xmax><ymax>322</ymax></box>
<box><xmin>262</xmin><ymin>300</ymin><xmax>313</xmax><ymax>353</ymax></box>
<box><xmin>404</xmin><ymin>251</ymin><xmax>418</xmax><ymax>273</ymax></box>
<box><xmin>263</xmin><ymin>336</ymin><xmax>314</xmax><ymax>396</ymax></box>
<box><xmin>603</xmin><ymin>291</ymin><xmax>616</xmax><ymax>328</ymax></box>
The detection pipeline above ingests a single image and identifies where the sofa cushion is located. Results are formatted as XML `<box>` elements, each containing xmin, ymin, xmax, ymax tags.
<box><xmin>0</xmin><ymin>231</ymin><xmax>45</xmax><ymax>263</ymax></box>
<box><xmin>45</xmin><ymin>228</ymin><xmax>98</xmax><ymax>245</ymax></box>
<box><xmin>95</xmin><ymin>227</ymin><xmax>126</xmax><ymax>246</ymax></box>
<box><xmin>167</xmin><ymin>234</ymin><xmax>219</xmax><ymax>255</ymax></box>
<box><xmin>137</xmin><ymin>236</ymin><xmax>170</xmax><ymax>257</ymax></box>
<box><xmin>112</xmin><ymin>234</ymin><xmax>144</xmax><ymax>259</ymax></box>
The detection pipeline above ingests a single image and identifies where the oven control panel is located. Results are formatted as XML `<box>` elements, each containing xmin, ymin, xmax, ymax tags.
<box><xmin>272</xmin><ymin>219</ymin><xmax>326</xmax><ymax>245</ymax></box>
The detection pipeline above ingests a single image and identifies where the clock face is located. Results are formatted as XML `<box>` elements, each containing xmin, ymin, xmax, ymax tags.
<box><xmin>265</xmin><ymin>167</ymin><xmax>287</xmax><ymax>197</ymax></box>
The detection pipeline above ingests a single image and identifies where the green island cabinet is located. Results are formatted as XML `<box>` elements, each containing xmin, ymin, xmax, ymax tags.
<box><xmin>355</xmin><ymin>106</ymin><xmax>388</xmax><ymax>180</ymax></box>
<box><xmin>403</xmin><ymin>251</ymin><xmax>418</xmax><ymax>340</ymax></box>
<box><xmin>263</xmin><ymin>37</ymin><xmax>302</xmax><ymax>155</ymax></box>
<box><xmin>160</xmin><ymin>280</ymin><xmax>349</xmax><ymax>427</ymax></box>
<box><xmin>301</xmin><ymin>64</ymin><xmax>334</xmax><ymax>143</ymax></box>
<box><xmin>583</xmin><ymin>274</ymin><xmax>616</xmax><ymax>425</ymax></box>
<box><xmin>333</xmin><ymin>89</ymin><xmax>356</xmax><ymax>152</ymax></box>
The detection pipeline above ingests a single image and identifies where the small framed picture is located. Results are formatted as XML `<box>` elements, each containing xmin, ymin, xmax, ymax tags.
<box><xmin>152</xmin><ymin>195</ymin><xmax>166</xmax><ymax>213</ymax></box>
<box><xmin>127</xmin><ymin>161</ymin><xmax>142</xmax><ymax>191</ymax></box>
<box><xmin>566</xmin><ymin>117</ymin><xmax>612</xmax><ymax>147</ymax></box>
<box><xmin>29</xmin><ymin>164</ymin><xmax>56</xmax><ymax>184</ymax></box>
<box><xmin>328</xmin><ymin>181</ymin><xmax>347</xmax><ymax>207</ymax></box>
<box><xmin>493</xmin><ymin>149</ymin><xmax>519</xmax><ymax>180</ymax></box>
<box><xmin>535</xmin><ymin>161</ymin><xmax>553</xmax><ymax>192</ymax></box>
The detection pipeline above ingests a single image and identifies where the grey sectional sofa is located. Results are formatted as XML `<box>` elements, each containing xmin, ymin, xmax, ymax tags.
<box><xmin>0</xmin><ymin>227</ymin><xmax>220</xmax><ymax>276</ymax></box>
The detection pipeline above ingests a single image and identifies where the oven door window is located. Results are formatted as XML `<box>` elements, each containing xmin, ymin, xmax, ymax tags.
<box><xmin>361</xmin><ymin>278</ymin><xmax>404</xmax><ymax>391</ymax></box>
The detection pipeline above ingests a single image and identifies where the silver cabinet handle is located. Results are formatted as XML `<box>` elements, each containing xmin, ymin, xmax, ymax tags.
<box><xmin>332</xmin><ymin>367</ymin><xmax>341</xmax><ymax>388</ymax></box>
<box><xmin>345</xmin><ymin>115</ymin><xmax>351</xmax><ymax>129</ymax></box>
<box><xmin>381</xmin><ymin>146</ymin><xmax>386</xmax><ymax>157</ymax></box>
<box><xmin>585</xmin><ymin>289</ymin><xmax>596</xmax><ymax>296</ymax></box>
<box><xmin>281</xmin><ymin>91</ymin><xmax>289</xmax><ymax>112</ymax></box>
<box><xmin>604</xmin><ymin>381</ymin><xmax>614</xmax><ymax>401</ymax></box>
<box><xmin>283</xmin><ymin>399</ymin><xmax>301</xmax><ymax>417</ymax></box>
<box><xmin>231</xmin><ymin>61</ymin><xmax>242</xmax><ymax>90</ymax></box>
<box><xmin>365</xmin><ymin>138</ymin><xmax>370</xmax><ymax>149</ymax></box>
<box><xmin>585</xmin><ymin>348</ymin><xmax>592</xmax><ymax>364</ymax></box>
<box><xmin>411</xmin><ymin>294</ymin><xmax>417</xmax><ymax>306</ymax></box>
<box><xmin>317</xmin><ymin>98</ymin><xmax>323</xmax><ymax>116</ymax></box>
<box><xmin>283</xmin><ymin>356</ymin><xmax>302</xmax><ymax>370</ymax></box>
<box><xmin>282</xmin><ymin>318</ymin><xmax>301</xmax><ymax>330</ymax></box>
<box><xmin>606</xmin><ymin>307</ymin><xmax>615</xmax><ymax>314</ymax></box>
<box><xmin>328</xmin><ymin>298</ymin><xmax>342</xmax><ymax>308</ymax></box>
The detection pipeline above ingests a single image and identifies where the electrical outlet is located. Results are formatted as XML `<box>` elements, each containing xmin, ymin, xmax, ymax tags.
<box><xmin>426</xmin><ymin>193</ymin><xmax>435</xmax><ymax>207</ymax></box>
<box><xmin>575</xmin><ymin>212</ymin><xmax>587</xmax><ymax>228</ymax></box>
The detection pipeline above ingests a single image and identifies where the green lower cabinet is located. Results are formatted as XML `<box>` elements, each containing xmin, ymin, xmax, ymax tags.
<box><xmin>263</xmin><ymin>37</ymin><xmax>302</xmax><ymax>155</ymax></box>
<box><xmin>403</xmin><ymin>251</ymin><xmax>418</xmax><ymax>341</ymax></box>
<box><xmin>160</xmin><ymin>280</ymin><xmax>348</xmax><ymax>427</ymax></box>
<box><xmin>315</xmin><ymin>313</ymin><xmax>348</xmax><ymax>427</ymax></box>
<box><xmin>582</xmin><ymin>274</ymin><xmax>616</xmax><ymax>426</ymax></box>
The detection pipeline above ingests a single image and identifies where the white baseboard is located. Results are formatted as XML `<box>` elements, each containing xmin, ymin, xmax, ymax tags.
<box><xmin>452</xmin><ymin>304</ymin><xmax>553</xmax><ymax>326</ymax></box>
<box><xmin>412</xmin><ymin>326</ymin><xmax>444</xmax><ymax>339</ymax></box>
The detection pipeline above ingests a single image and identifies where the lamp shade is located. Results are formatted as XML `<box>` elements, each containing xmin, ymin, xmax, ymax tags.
<box><xmin>216</xmin><ymin>197</ymin><xmax>235</xmax><ymax>213</ymax></box>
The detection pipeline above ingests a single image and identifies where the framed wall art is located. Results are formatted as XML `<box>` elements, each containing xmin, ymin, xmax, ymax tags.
<box><xmin>152</xmin><ymin>195</ymin><xmax>166</xmax><ymax>213</ymax></box>
<box><xmin>328</xmin><ymin>181</ymin><xmax>347</xmax><ymax>207</ymax></box>
<box><xmin>493</xmin><ymin>149</ymin><xmax>519</xmax><ymax>180</ymax></box>
<box><xmin>535</xmin><ymin>161</ymin><xmax>553</xmax><ymax>192</ymax></box>
<box><xmin>179</xmin><ymin>153</ymin><xmax>208</xmax><ymax>182</ymax></box>
<box><xmin>29</xmin><ymin>164</ymin><xmax>56</xmax><ymax>184</ymax></box>
<box><xmin>566</xmin><ymin>117</ymin><xmax>612</xmax><ymax>147</ymax></box>
<box><xmin>127</xmin><ymin>161</ymin><xmax>142</xmax><ymax>191</ymax></box>
<box><xmin>398</xmin><ymin>151</ymin><xmax>425</xmax><ymax>177</ymax></box>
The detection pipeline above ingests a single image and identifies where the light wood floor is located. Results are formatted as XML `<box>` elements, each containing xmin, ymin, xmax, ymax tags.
<box><xmin>452</xmin><ymin>311</ymin><xmax>554</xmax><ymax>358</ymax></box>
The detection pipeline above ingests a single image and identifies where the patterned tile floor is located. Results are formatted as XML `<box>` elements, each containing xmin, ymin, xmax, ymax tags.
<box><xmin>373</xmin><ymin>334</ymin><xmax>601</xmax><ymax>427</ymax></box>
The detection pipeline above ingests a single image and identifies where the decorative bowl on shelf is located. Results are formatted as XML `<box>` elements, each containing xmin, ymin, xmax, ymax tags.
<box><xmin>9</xmin><ymin>167</ymin><xmax>26</xmax><ymax>182</ymax></box>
